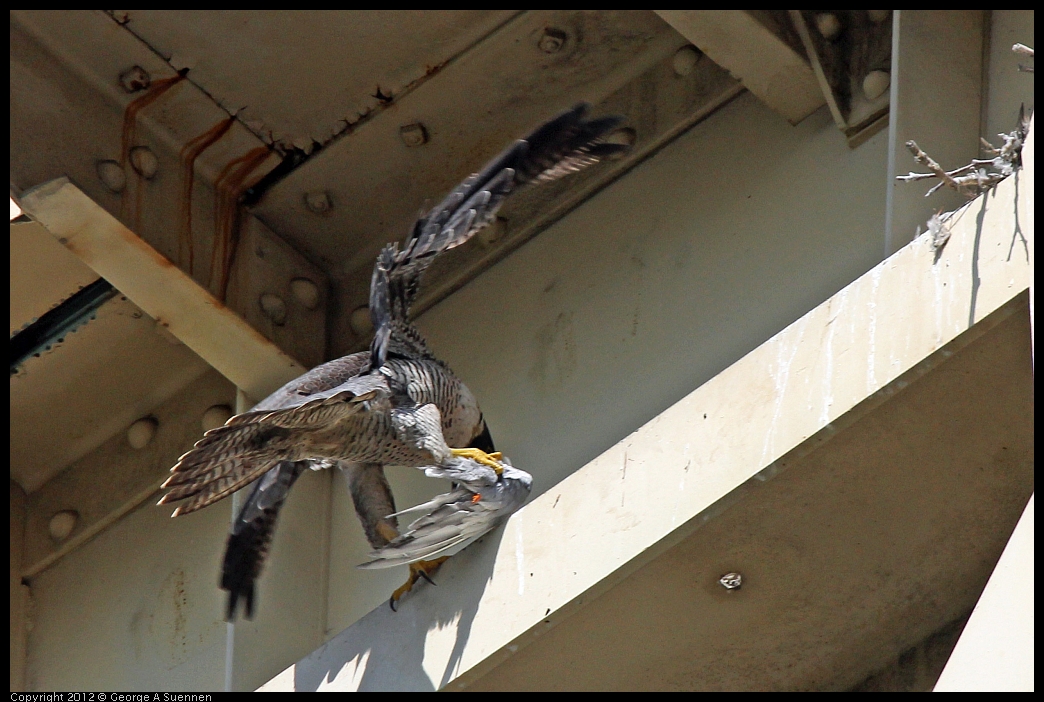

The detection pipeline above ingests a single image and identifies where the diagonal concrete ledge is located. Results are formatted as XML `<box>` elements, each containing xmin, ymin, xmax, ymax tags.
<box><xmin>18</xmin><ymin>177</ymin><xmax>305</xmax><ymax>402</ymax></box>
<box><xmin>261</xmin><ymin>152</ymin><xmax>1031</xmax><ymax>690</ymax></box>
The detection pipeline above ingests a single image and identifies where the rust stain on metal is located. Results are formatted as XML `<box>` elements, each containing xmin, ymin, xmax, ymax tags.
<box><xmin>178</xmin><ymin>117</ymin><xmax>236</xmax><ymax>277</ymax></box>
<box><xmin>211</xmin><ymin>147</ymin><xmax>271</xmax><ymax>302</ymax></box>
<box><xmin>119</xmin><ymin>74</ymin><xmax>185</xmax><ymax>234</ymax></box>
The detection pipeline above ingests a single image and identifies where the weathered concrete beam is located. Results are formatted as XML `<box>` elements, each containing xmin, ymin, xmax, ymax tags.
<box><xmin>19</xmin><ymin>178</ymin><xmax>305</xmax><ymax>402</ymax></box>
<box><xmin>655</xmin><ymin>10</ymin><xmax>824</xmax><ymax>125</ymax></box>
<box><xmin>933</xmin><ymin>494</ymin><xmax>1034</xmax><ymax>692</ymax></box>
<box><xmin>259</xmin><ymin>118</ymin><xmax>1032</xmax><ymax>691</ymax></box>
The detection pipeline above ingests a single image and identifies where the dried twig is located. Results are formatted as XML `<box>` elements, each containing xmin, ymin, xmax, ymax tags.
<box><xmin>895</xmin><ymin>106</ymin><xmax>1031</xmax><ymax>200</ymax></box>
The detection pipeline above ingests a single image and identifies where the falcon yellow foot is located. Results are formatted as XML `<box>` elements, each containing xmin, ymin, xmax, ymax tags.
<box><xmin>389</xmin><ymin>557</ymin><xmax>450</xmax><ymax>611</ymax></box>
<box><xmin>450</xmin><ymin>448</ymin><xmax>504</xmax><ymax>475</ymax></box>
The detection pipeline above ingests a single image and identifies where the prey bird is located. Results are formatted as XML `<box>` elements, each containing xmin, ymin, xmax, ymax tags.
<box><xmin>360</xmin><ymin>456</ymin><xmax>532</xmax><ymax>573</ymax></box>
<box><xmin>158</xmin><ymin>103</ymin><xmax>630</xmax><ymax>619</ymax></box>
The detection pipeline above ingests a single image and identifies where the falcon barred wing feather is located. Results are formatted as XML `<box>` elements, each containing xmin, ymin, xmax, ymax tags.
<box><xmin>158</xmin><ymin>373</ymin><xmax>392</xmax><ymax>515</ymax></box>
<box><xmin>380</xmin><ymin>103</ymin><xmax>629</xmax><ymax>327</ymax></box>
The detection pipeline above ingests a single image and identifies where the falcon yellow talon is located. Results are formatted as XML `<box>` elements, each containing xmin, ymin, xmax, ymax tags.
<box><xmin>389</xmin><ymin>557</ymin><xmax>450</xmax><ymax>611</ymax></box>
<box><xmin>450</xmin><ymin>447</ymin><xmax>504</xmax><ymax>475</ymax></box>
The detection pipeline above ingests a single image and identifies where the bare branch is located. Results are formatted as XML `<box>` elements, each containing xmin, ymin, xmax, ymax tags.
<box><xmin>896</xmin><ymin>108</ymin><xmax>1030</xmax><ymax>200</ymax></box>
<box><xmin>904</xmin><ymin>140</ymin><xmax>964</xmax><ymax>193</ymax></box>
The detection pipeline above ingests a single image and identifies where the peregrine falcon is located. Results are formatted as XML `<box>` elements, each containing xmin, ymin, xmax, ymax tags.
<box><xmin>158</xmin><ymin>103</ymin><xmax>630</xmax><ymax>619</ymax></box>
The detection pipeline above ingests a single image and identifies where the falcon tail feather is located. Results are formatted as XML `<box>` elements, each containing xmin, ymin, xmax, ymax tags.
<box><xmin>221</xmin><ymin>462</ymin><xmax>306</xmax><ymax>621</ymax></box>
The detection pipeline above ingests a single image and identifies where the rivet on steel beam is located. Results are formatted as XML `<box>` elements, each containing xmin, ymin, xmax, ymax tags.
<box><xmin>260</xmin><ymin>293</ymin><xmax>288</xmax><ymax>325</ymax></box>
<box><xmin>201</xmin><ymin>404</ymin><xmax>233</xmax><ymax>432</ymax></box>
<box><xmin>604</xmin><ymin>128</ymin><xmax>636</xmax><ymax>159</ymax></box>
<box><xmin>867</xmin><ymin>10</ymin><xmax>891</xmax><ymax>24</ymax></box>
<box><xmin>290</xmin><ymin>277</ymin><xmax>320</xmax><ymax>310</ymax></box>
<box><xmin>97</xmin><ymin>160</ymin><xmax>127</xmax><ymax>193</ymax></box>
<box><xmin>130</xmin><ymin>146</ymin><xmax>158</xmax><ymax>179</ymax></box>
<box><xmin>538</xmin><ymin>27</ymin><xmax>568</xmax><ymax>54</ymax></box>
<box><xmin>49</xmin><ymin>510</ymin><xmax>78</xmax><ymax>542</ymax></box>
<box><xmin>304</xmin><ymin>191</ymin><xmax>331</xmax><ymax>214</ymax></box>
<box><xmin>862</xmin><ymin>70</ymin><xmax>890</xmax><ymax>101</ymax></box>
<box><xmin>350</xmin><ymin>306</ymin><xmax>373</xmax><ymax>336</ymax></box>
<box><xmin>127</xmin><ymin>417</ymin><xmax>158</xmax><ymax>449</ymax></box>
<box><xmin>119</xmin><ymin>65</ymin><xmax>151</xmax><ymax>93</ymax></box>
<box><xmin>672</xmin><ymin>45</ymin><xmax>702</xmax><ymax>77</ymax></box>
<box><xmin>719</xmin><ymin>572</ymin><xmax>742</xmax><ymax>590</ymax></box>
<box><xmin>815</xmin><ymin>13</ymin><xmax>842</xmax><ymax>41</ymax></box>
<box><xmin>400</xmin><ymin>123</ymin><xmax>429</xmax><ymax>148</ymax></box>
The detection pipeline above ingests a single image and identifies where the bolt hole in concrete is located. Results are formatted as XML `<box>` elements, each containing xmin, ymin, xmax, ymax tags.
<box><xmin>537</xmin><ymin>27</ymin><xmax>568</xmax><ymax>54</ymax></box>
<box><xmin>399</xmin><ymin>123</ymin><xmax>429</xmax><ymax>148</ymax></box>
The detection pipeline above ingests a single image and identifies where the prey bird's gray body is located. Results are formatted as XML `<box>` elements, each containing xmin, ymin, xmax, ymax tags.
<box><xmin>158</xmin><ymin>103</ymin><xmax>630</xmax><ymax>620</ymax></box>
<box><xmin>361</xmin><ymin>458</ymin><xmax>533</xmax><ymax>569</ymax></box>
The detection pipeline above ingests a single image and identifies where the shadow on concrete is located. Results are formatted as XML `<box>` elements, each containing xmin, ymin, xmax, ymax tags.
<box><xmin>291</xmin><ymin>527</ymin><xmax>507</xmax><ymax>691</ymax></box>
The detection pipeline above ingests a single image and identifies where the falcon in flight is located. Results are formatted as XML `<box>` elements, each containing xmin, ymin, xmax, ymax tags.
<box><xmin>158</xmin><ymin>103</ymin><xmax>630</xmax><ymax>619</ymax></box>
